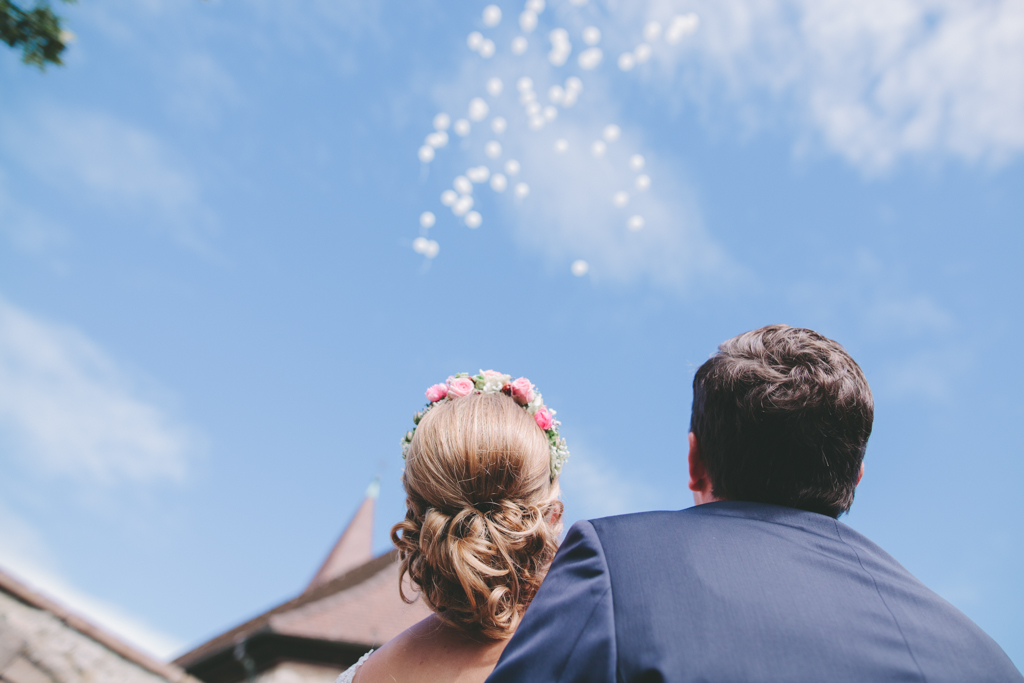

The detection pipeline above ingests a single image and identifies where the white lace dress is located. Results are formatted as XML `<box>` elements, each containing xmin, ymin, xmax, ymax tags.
<box><xmin>335</xmin><ymin>650</ymin><xmax>373</xmax><ymax>683</ymax></box>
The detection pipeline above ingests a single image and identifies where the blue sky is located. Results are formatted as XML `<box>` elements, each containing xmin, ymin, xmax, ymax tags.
<box><xmin>1</xmin><ymin>0</ymin><xmax>1022</xmax><ymax>667</ymax></box>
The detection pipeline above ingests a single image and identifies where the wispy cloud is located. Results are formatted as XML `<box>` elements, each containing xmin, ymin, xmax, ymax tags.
<box><xmin>559</xmin><ymin>445</ymin><xmax>663</xmax><ymax>521</ymax></box>
<box><xmin>0</xmin><ymin>502</ymin><xmax>185</xmax><ymax>659</ymax></box>
<box><xmin>0</xmin><ymin>106</ymin><xmax>217</xmax><ymax>253</ymax></box>
<box><xmin>0</xmin><ymin>295</ymin><xmax>200</xmax><ymax>484</ymax></box>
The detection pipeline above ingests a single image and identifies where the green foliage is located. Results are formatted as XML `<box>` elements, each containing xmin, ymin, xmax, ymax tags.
<box><xmin>1</xmin><ymin>0</ymin><xmax>74</xmax><ymax>69</ymax></box>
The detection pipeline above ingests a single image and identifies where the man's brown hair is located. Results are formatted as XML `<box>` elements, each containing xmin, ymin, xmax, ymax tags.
<box><xmin>690</xmin><ymin>325</ymin><xmax>873</xmax><ymax>517</ymax></box>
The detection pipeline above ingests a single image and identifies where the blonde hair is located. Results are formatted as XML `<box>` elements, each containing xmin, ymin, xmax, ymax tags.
<box><xmin>390</xmin><ymin>391</ymin><xmax>563</xmax><ymax>640</ymax></box>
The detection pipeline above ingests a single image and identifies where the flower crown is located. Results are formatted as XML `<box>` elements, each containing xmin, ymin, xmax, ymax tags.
<box><xmin>401</xmin><ymin>370</ymin><xmax>569</xmax><ymax>481</ymax></box>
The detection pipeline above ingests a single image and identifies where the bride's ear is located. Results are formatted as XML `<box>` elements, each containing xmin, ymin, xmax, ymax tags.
<box><xmin>547</xmin><ymin>500</ymin><xmax>564</xmax><ymax>525</ymax></box>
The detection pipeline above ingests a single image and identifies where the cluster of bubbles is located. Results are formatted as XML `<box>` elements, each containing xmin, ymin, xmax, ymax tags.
<box><xmin>411</xmin><ymin>1</ymin><xmax>700</xmax><ymax>276</ymax></box>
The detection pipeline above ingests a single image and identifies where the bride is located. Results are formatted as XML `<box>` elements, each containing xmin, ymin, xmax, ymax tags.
<box><xmin>339</xmin><ymin>371</ymin><xmax>568</xmax><ymax>683</ymax></box>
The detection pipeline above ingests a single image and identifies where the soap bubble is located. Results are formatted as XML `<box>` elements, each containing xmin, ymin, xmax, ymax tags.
<box><xmin>441</xmin><ymin>190</ymin><xmax>458</xmax><ymax>206</ymax></box>
<box><xmin>519</xmin><ymin>10</ymin><xmax>538</xmax><ymax>33</ymax></box>
<box><xmin>468</xmin><ymin>98</ymin><xmax>489</xmax><ymax>122</ymax></box>
<box><xmin>453</xmin><ymin>119</ymin><xmax>471</xmax><ymax>136</ymax></box>
<box><xmin>426</xmin><ymin>131</ymin><xmax>448</xmax><ymax>148</ymax></box>
<box><xmin>644</xmin><ymin>21</ymin><xmax>663</xmax><ymax>42</ymax></box>
<box><xmin>582</xmin><ymin>26</ymin><xmax>601</xmax><ymax>45</ymax></box>
<box><xmin>667</xmin><ymin>13</ymin><xmax>700</xmax><ymax>43</ymax></box>
<box><xmin>490</xmin><ymin>173</ymin><xmax>508</xmax><ymax>192</ymax></box>
<box><xmin>486</xmin><ymin>77</ymin><xmax>504</xmax><ymax>97</ymax></box>
<box><xmin>505</xmin><ymin>159</ymin><xmax>521</xmax><ymax>176</ymax></box>
<box><xmin>454</xmin><ymin>175</ymin><xmax>473</xmax><ymax>194</ymax></box>
<box><xmin>635</xmin><ymin>174</ymin><xmax>651</xmax><ymax>191</ymax></box>
<box><xmin>467</xmin><ymin>32</ymin><xmax>484</xmax><ymax>51</ymax></box>
<box><xmin>491</xmin><ymin>116</ymin><xmax>508</xmax><ymax>134</ymax></box>
<box><xmin>591</xmin><ymin>140</ymin><xmax>607</xmax><ymax>158</ymax></box>
<box><xmin>627</xmin><ymin>215</ymin><xmax>645</xmax><ymax>231</ymax></box>
<box><xmin>578</xmin><ymin>47</ymin><xmax>603</xmax><ymax>70</ymax></box>
<box><xmin>514</xmin><ymin>182</ymin><xmax>530</xmax><ymax>199</ymax></box>
<box><xmin>554</xmin><ymin>138</ymin><xmax>569</xmax><ymax>153</ymax></box>
<box><xmin>467</xmin><ymin>166</ymin><xmax>491</xmax><ymax>183</ymax></box>
<box><xmin>453</xmin><ymin>195</ymin><xmax>474</xmax><ymax>216</ymax></box>
<box><xmin>528</xmin><ymin>115</ymin><xmax>545</xmax><ymax>130</ymax></box>
<box><xmin>549</xmin><ymin>28</ymin><xmax>570</xmax><ymax>46</ymax></box>
<box><xmin>629</xmin><ymin>154</ymin><xmax>645</xmax><ymax>171</ymax></box>
<box><xmin>419</xmin><ymin>211</ymin><xmax>436</xmax><ymax>228</ymax></box>
<box><xmin>618</xmin><ymin>53</ymin><xmax>636</xmax><ymax>71</ymax></box>
<box><xmin>519</xmin><ymin>90</ymin><xmax>537</xmax><ymax>105</ymax></box>
<box><xmin>418</xmin><ymin>145</ymin><xmax>435</xmax><ymax>163</ymax></box>
<box><xmin>548</xmin><ymin>85</ymin><xmax>565</xmax><ymax>104</ymax></box>
<box><xmin>526</xmin><ymin>101</ymin><xmax>542</xmax><ymax>117</ymax></box>
<box><xmin>511</xmin><ymin>36</ymin><xmax>529</xmax><ymax>55</ymax></box>
<box><xmin>433</xmin><ymin>113</ymin><xmax>451</xmax><ymax>131</ymax></box>
<box><xmin>526</xmin><ymin>0</ymin><xmax>545</xmax><ymax>11</ymax></box>
<box><xmin>517</xmin><ymin>76</ymin><xmax>534</xmax><ymax>93</ymax></box>
<box><xmin>479</xmin><ymin>39</ymin><xmax>496</xmax><ymax>58</ymax></box>
<box><xmin>548</xmin><ymin>48</ymin><xmax>570</xmax><ymax>67</ymax></box>
<box><xmin>465</xmin><ymin>211</ymin><xmax>483</xmax><ymax>228</ymax></box>
<box><xmin>413</xmin><ymin>237</ymin><xmax>429</xmax><ymax>253</ymax></box>
<box><xmin>612</xmin><ymin>191</ymin><xmax>629</xmax><ymax>207</ymax></box>
<box><xmin>569</xmin><ymin>0</ymin><xmax>588</xmax><ymax>5</ymax></box>
<box><xmin>603</xmin><ymin>124</ymin><xmax>621</xmax><ymax>142</ymax></box>
<box><xmin>424</xmin><ymin>240</ymin><xmax>440</xmax><ymax>259</ymax></box>
<box><xmin>634</xmin><ymin>43</ymin><xmax>652</xmax><ymax>63</ymax></box>
<box><xmin>571</xmin><ymin>260</ymin><xmax>589</xmax><ymax>276</ymax></box>
<box><xmin>565</xmin><ymin>76</ymin><xmax>583</xmax><ymax>93</ymax></box>
<box><xmin>544</xmin><ymin>106</ymin><xmax>558</xmax><ymax>121</ymax></box>
<box><xmin>482</xmin><ymin>4</ymin><xmax>502</xmax><ymax>27</ymax></box>
<box><xmin>485</xmin><ymin>140</ymin><xmax>502</xmax><ymax>158</ymax></box>
<box><xmin>561</xmin><ymin>91</ymin><xmax>578</xmax><ymax>107</ymax></box>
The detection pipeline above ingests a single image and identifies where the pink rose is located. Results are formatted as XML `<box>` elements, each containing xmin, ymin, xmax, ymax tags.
<box><xmin>481</xmin><ymin>370</ymin><xmax>503</xmax><ymax>379</ymax></box>
<box><xmin>534</xmin><ymin>406</ymin><xmax>555</xmax><ymax>431</ymax></box>
<box><xmin>425</xmin><ymin>383</ymin><xmax>448</xmax><ymax>403</ymax></box>
<box><xmin>510</xmin><ymin>377</ymin><xmax>535</xmax><ymax>405</ymax></box>
<box><xmin>447</xmin><ymin>377</ymin><xmax>475</xmax><ymax>398</ymax></box>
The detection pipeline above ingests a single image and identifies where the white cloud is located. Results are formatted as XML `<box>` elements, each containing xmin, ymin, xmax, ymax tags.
<box><xmin>0</xmin><ymin>503</ymin><xmax>185</xmax><ymax>660</ymax></box>
<box><xmin>634</xmin><ymin>0</ymin><xmax>1024</xmax><ymax>171</ymax></box>
<box><xmin>559</xmin><ymin>446</ymin><xmax>662</xmax><ymax>521</ymax></box>
<box><xmin>0</xmin><ymin>295</ymin><xmax>198</xmax><ymax>484</ymax></box>
<box><xmin>0</xmin><ymin>106</ymin><xmax>217</xmax><ymax>252</ymax></box>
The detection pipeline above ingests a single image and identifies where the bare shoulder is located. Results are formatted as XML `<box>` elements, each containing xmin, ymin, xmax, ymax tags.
<box><xmin>354</xmin><ymin>615</ymin><xmax>508</xmax><ymax>683</ymax></box>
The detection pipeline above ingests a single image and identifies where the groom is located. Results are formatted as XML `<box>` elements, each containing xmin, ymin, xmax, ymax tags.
<box><xmin>487</xmin><ymin>325</ymin><xmax>1021</xmax><ymax>682</ymax></box>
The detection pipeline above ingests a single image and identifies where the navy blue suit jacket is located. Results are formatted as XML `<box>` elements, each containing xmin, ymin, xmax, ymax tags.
<box><xmin>488</xmin><ymin>502</ymin><xmax>1021</xmax><ymax>683</ymax></box>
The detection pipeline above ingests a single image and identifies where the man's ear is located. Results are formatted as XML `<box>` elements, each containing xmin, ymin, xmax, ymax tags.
<box><xmin>688</xmin><ymin>432</ymin><xmax>707</xmax><ymax>493</ymax></box>
<box><xmin>855</xmin><ymin>462</ymin><xmax>864</xmax><ymax>488</ymax></box>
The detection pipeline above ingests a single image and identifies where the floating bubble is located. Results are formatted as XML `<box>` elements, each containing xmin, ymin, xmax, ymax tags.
<box><xmin>467</xmin><ymin>166</ymin><xmax>491</xmax><ymax>183</ymax></box>
<box><xmin>465</xmin><ymin>211</ymin><xmax>483</xmax><ymax>228</ymax></box>
<box><xmin>565</xmin><ymin>76</ymin><xmax>583</xmax><ymax>93</ymax></box>
<box><xmin>578</xmin><ymin>47</ymin><xmax>603</xmax><ymax>70</ymax></box>
<box><xmin>549</xmin><ymin>28</ymin><xmax>570</xmax><ymax>45</ymax></box>
<box><xmin>544</xmin><ymin>105</ymin><xmax>558</xmax><ymax>121</ymax></box>
<box><xmin>420</xmin><ymin>211</ymin><xmax>436</xmax><ymax>228</ymax></box>
<box><xmin>490</xmin><ymin>173</ymin><xmax>508</xmax><ymax>192</ymax></box>
<box><xmin>491</xmin><ymin>116</ymin><xmax>508</xmax><ymax>134</ymax></box>
<box><xmin>635</xmin><ymin>174</ymin><xmax>651</xmax><ymax>191</ymax></box>
<box><xmin>549</xmin><ymin>48</ymin><xmax>570</xmax><ymax>67</ymax></box>
<box><xmin>568</xmin><ymin>0</ymin><xmax>588</xmax><ymax>5</ymax></box>
<box><xmin>418</xmin><ymin>145</ymin><xmax>435</xmax><ymax>163</ymax></box>
<box><xmin>514</xmin><ymin>182</ymin><xmax>530</xmax><ymax>199</ymax></box>
<box><xmin>441</xmin><ymin>190</ymin><xmax>458</xmax><ymax>206</ymax></box>
<box><xmin>433</xmin><ymin>113</ymin><xmax>451</xmax><ymax>131</ymax></box>
<box><xmin>486</xmin><ymin>77</ymin><xmax>504</xmax><ymax>97</ymax></box>
<box><xmin>520</xmin><ymin>10</ymin><xmax>538</xmax><ymax>33</ymax></box>
<box><xmin>505</xmin><ymin>159</ymin><xmax>521</xmax><ymax>176</ymax></box>
<box><xmin>666</xmin><ymin>13</ymin><xmax>700</xmax><ymax>43</ymax></box>
<box><xmin>571</xmin><ymin>260</ymin><xmax>589</xmax><ymax>276</ymax></box>
<box><xmin>485</xmin><ymin>140</ymin><xmax>502</xmax><ymax>158</ymax></box>
<box><xmin>629</xmin><ymin>154</ymin><xmax>645</xmax><ymax>171</ymax></box>
<box><xmin>453</xmin><ymin>195</ymin><xmax>474</xmax><ymax>216</ymax></box>
<box><xmin>548</xmin><ymin>85</ymin><xmax>565</xmax><ymax>104</ymax></box>
<box><xmin>554</xmin><ymin>138</ymin><xmax>569</xmax><ymax>153</ymax></box>
<box><xmin>454</xmin><ymin>175</ymin><xmax>473</xmax><ymax>194</ymax></box>
<box><xmin>479</xmin><ymin>39</ymin><xmax>496</xmax><ymax>58</ymax></box>
<box><xmin>526</xmin><ymin>101</ymin><xmax>542</xmax><ymax>117</ymax></box>
<box><xmin>591</xmin><ymin>140</ymin><xmax>607</xmax><ymax>158</ymax></box>
<box><xmin>526</xmin><ymin>0</ymin><xmax>545</xmax><ymax>11</ymax></box>
<box><xmin>517</xmin><ymin>76</ymin><xmax>534</xmax><ymax>93</ymax></box>
<box><xmin>603</xmin><ymin>124</ymin><xmax>621</xmax><ymax>142</ymax></box>
<box><xmin>520</xmin><ymin>90</ymin><xmax>537</xmax><ymax>105</ymax></box>
<box><xmin>644</xmin><ymin>21</ymin><xmax>663</xmax><ymax>42</ymax></box>
<box><xmin>511</xmin><ymin>36</ymin><xmax>529</xmax><ymax>55</ymax></box>
<box><xmin>413</xmin><ymin>236</ymin><xmax>429</xmax><ymax>253</ymax></box>
<box><xmin>618</xmin><ymin>52</ymin><xmax>636</xmax><ymax>71</ymax></box>
<box><xmin>454</xmin><ymin>119</ymin><xmax>471</xmax><ymax>136</ymax></box>
<box><xmin>482</xmin><ymin>4</ymin><xmax>502</xmax><ymax>27</ymax></box>
<box><xmin>627</xmin><ymin>215</ymin><xmax>645</xmax><ymax>231</ymax></box>
<box><xmin>426</xmin><ymin>131</ymin><xmax>449</xmax><ymax>148</ymax></box>
<box><xmin>582</xmin><ymin>26</ymin><xmax>601</xmax><ymax>45</ymax></box>
<box><xmin>562</xmin><ymin>91</ymin><xmax>578</xmax><ymax>107</ymax></box>
<box><xmin>424</xmin><ymin>239</ymin><xmax>440</xmax><ymax>259</ymax></box>
<box><xmin>634</xmin><ymin>43</ymin><xmax>652</xmax><ymax>63</ymax></box>
<box><xmin>528</xmin><ymin>115</ymin><xmax>545</xmax><ymax>130</ymax></box>
<box><xmin>467</xmin><ymin>32</ymin><xmax>484</xmax><ymax>51</ymax></box>
<box><xmin>468</xmin><ymin>98</ymin><xmax>490</xmax><ymax>122</ymax></box>
<box><xmin>612</xmin><ymin>191</ymin><xmax>629</xmax><ymax>208</ymax></box>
